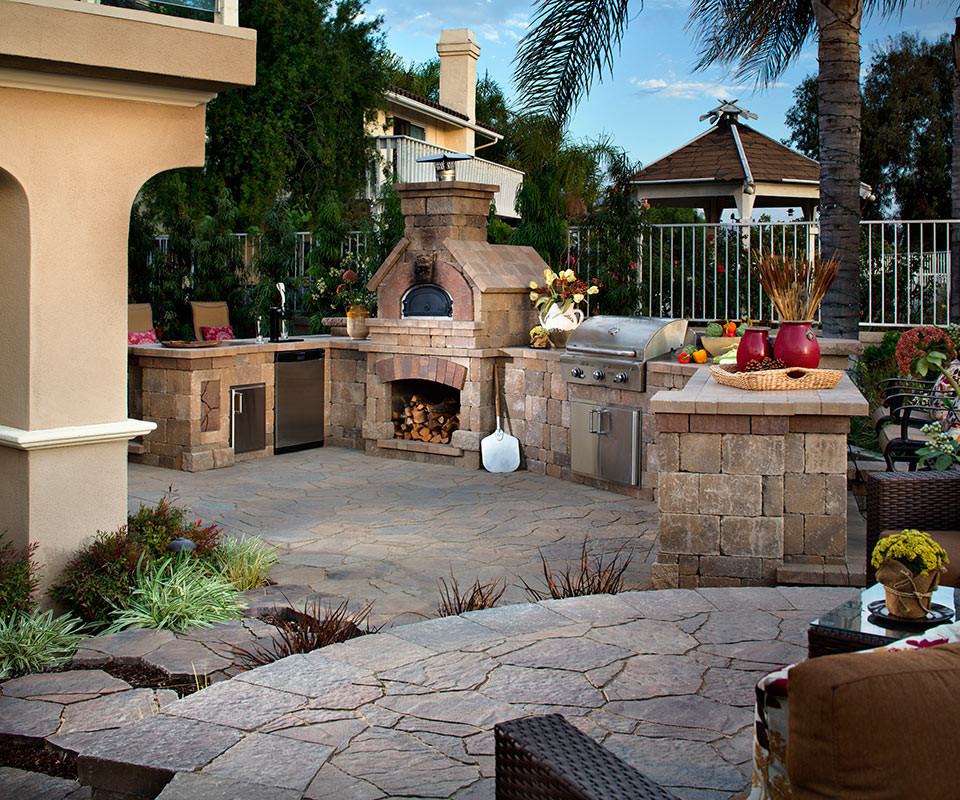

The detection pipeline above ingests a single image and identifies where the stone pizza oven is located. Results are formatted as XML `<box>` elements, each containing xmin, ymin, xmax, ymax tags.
<box><xmin>362</xmin><ymin>180</ymin><xmax>546</xmax><ymax>467</ymax></box>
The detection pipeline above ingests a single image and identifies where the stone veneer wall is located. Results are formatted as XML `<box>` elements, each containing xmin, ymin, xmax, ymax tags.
<box><xmin>650</xmin><ymin>370</ymin><xmax>867</xmax><ymax>588</ymax></box>
<box><xmin>325</xmin><ymin>342</ymin><xmax>367</xmax><ymax>449</ymax></box>
<box><xmin>500</xmin><ymin>348</ymin><xmax>697</xmax><ymax>500</ymax></box>
<box><xmin>129</xmin><ymin>350</ymin><xmax>276</xmax><ymax>471</ymax></box>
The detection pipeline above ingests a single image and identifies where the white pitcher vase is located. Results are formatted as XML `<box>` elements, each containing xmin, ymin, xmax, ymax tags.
<box><xmin>539</xmin><ymin>303</ymin><xmax>584</xmax><ymax>332</ymax></box>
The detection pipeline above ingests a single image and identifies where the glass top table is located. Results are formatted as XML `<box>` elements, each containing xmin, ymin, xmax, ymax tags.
<box><xmin>807</xmin><ymin>583</ymin><xmax>959</xmax><ymax>657</ymax></box>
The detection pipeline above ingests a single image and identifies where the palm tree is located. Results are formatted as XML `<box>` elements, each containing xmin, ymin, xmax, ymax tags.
<box><xmin>514</xmin><ymin>0</ymin><xmax>916</xmax><ymax>338</ymax></box>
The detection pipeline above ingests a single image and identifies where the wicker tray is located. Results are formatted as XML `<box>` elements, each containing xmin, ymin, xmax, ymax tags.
<box><xmin>709</xmin><ymin>363</ymin><xmax>842</xmax><ymax>391</ymax></box>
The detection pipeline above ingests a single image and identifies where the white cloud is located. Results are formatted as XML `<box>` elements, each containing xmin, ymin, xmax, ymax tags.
<box><xmin>629</xmin><ymin>76</ymin><xmax>738</xmax><ymax>100</ymax></box>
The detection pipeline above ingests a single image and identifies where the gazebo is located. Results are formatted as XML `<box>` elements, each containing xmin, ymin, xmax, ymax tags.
<box><xmin>630</xmin><ymin>100</ymin><xmax>873</xmax><ymax>223</ymax></box>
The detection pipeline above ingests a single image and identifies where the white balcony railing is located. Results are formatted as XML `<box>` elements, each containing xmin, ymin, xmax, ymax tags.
<box><xmin>370</xmin><ymin>136</ymin><xmax>523</xmax><ymax>219</ymax></box>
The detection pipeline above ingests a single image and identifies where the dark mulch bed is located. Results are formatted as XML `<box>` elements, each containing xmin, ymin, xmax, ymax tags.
<box><xmin>97</xmin><ymin>661</ymin><xmax>202</xmax><ymax>698</ymax></box>
<box><xmin>48</xmin><ymin>660</ymin><xmax>202</xmax><ymax>698</ymax></box>
<box><xmin>0</xmin><ymin>736</ymin><xmax>77</xmax><ymax>780</ymax></box>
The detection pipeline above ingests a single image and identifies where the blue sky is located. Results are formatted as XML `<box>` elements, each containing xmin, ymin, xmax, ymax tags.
<box><xmin>370</xmin><ymin>0</ymin><xmax>956</xmax><ymax>167</ymax></box>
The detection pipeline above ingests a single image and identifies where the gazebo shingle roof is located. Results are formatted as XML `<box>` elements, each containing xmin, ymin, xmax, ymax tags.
<box><xmin>632</xmin><ymin>121</ymin><xmax>819</xmax><ymax>185</ymax></box>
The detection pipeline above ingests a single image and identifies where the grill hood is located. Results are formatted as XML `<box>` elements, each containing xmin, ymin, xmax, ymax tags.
<box><xmin>564</xmin><ymin>316</ymin><xmax>688</xmax><ymax>361</ymax></box>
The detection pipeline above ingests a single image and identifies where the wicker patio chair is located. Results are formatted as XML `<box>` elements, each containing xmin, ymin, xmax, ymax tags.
<box><xmin>865</xmin><ymin>470</ymin><xmax>960</xmax><ymax>583</ymax></box>
<box><xmin>495</xmin><ymin>714</ymin><xmax>681</xmax><ymax>800</ymax></box>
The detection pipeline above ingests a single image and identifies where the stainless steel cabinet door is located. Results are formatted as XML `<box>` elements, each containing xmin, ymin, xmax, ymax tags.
<box><xmin>231</xmin><ymin>384</ymin><xmax>266</xmax><ymax>454</ymax></box>
<box><xmin>597</xmin><ymin>405</ymin><xmax>640</xmax><ymax>486</ymax></box>
<box><xmin>570</xmin><ymin>400</ymin><xmax>640</xmax><ymax>486</ymax></box>
<box><xmin>571</xmin><ymin>401</ymin><xmax>600</xmax><ymax>479</ymax></box>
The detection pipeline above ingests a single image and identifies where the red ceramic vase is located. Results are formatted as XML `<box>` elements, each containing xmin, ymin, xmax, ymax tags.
<box><xmin>774</xmin><ymin>321</ymin><xmax>820</xmax><ymax>368</ymax></box>
<box><xmin>736</xmin><ymin>327</ymin><xmax>773</xmax><ymax>372</ymax></box>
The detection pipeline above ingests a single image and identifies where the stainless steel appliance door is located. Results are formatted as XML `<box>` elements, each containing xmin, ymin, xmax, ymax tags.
<box><xmin>596</xmin><ymin>405</ymin><xmax>640</xmax><ymax>486</ymax></box>
<box><xmin>570</xmin><ymin>401</ymin><xmax>600</xmax><ymax>479</ymax></box>
<box><xmin>275</xmin><ymin>356</ymin><xmax>324</xmax><ymax>450</ymax></box>
<box><xmin>231</xmin><ymin>384</ymin><xmax>266</xmax><ymax>454</ymax></box>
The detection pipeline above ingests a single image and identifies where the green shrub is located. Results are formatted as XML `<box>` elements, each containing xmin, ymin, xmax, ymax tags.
<box><xmin>128</xmin><ymin>496</ymin><xmax>222</xmax><ymax>558</ymax></box>
<box><xmin>106</xmin><ymin>556</ymin><xmax>246</xmax><ymax>633</ymax></box>
<box><xmin>0</xmin><ymin>534</ymin><xmax>40</xmax><ymax>617</ymax></box>
<box><xmin>49</xmin><ymin>527</ymin><xmax>147</xmax><ymax>627</ymax></box>
<box><xmin>212</xmin><ymin>535</ymin><xmax>278</xmax><ymax>591</ymax></box>
<box><xmin>0</xmin><ymin>609</ymin><xmax>85</xmax><ymax>679</ymax></box>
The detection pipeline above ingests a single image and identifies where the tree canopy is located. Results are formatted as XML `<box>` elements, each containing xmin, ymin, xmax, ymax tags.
<box><xmin>785</xmin><ymin>32</ymin><xmax>953</xmax><ymax>219</ymax></box>
<box><xmin>142</xmin><ymin>0</ymin><xmax>390</xmax><ymax>228</ymax></box>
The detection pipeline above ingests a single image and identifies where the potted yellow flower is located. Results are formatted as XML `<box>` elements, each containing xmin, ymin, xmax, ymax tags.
<box><xmin>528</xmin><ymin>268</ymin><xmax>599</xmax><ymax>347</ymax></box>
<box><xmin>870</xmin><ymin>529</ymin><xmax>949</xmax><ymax>618</ymax></box>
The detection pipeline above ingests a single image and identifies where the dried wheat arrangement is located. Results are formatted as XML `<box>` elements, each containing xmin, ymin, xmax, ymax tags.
<box><xmin>753</xmin><ymin>251</ymin><xmax>840</xmax><ymax>321</ymax></box>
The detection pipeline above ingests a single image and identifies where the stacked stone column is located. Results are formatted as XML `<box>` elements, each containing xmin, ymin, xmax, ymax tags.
<box><xmin>651</xmin><ymin>370</ymin><xmax>867</xmax><ymax>588</ymax></box>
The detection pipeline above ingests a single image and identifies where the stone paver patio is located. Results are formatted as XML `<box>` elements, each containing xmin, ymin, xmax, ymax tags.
<box><xmin>60</xmin><ymin>587</ymin><xmax>857</xmax><ymax>799</ymax></box>
<box><xmin>129</xmin><ymin>447</ymin><xmax>659</xmax><ymax>625</ymax></box>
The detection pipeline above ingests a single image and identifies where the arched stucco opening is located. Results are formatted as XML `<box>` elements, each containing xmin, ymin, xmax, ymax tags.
<box><xmin>0</xmin><ymin>167</ymin><xmax>31</xmax><ymax>554</ymax></box>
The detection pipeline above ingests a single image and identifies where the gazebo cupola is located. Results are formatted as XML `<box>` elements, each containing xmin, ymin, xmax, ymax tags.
<box><xmin>630</xmin><ymin>100</ymin><xmax>872</xmax><ymax>223</ymax></box>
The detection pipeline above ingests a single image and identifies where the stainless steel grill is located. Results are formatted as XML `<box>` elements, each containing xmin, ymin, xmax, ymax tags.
<box><xmin>561</xmin><ymin>315</ymin><xmax>688</xmax><ymax>391</ymax></box>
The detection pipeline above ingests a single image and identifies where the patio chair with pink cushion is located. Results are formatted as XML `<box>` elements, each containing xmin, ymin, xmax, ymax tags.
<box><xmin>190</xmin><ymin>300</ymin><xmax>234</xmax><ymax>341</ymax></box>
<box><xmin>127</xmin><ymin>302</ymin><xmax>158</xmax><ymax>345</ymax></box>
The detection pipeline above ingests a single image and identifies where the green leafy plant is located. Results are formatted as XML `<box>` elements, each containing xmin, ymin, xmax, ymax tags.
<box><xmin>521</xmin><ymin>538</ymin><xmax>634</xmax><ymax>600</ymax></box>
<box><xmin>436</xmin><ymin>573</ymin><xmax>505</xmax><ymax>617</ymax></box>
<box><xmin>917</xmin><ymin>422</ymin><xmax>960</xmax><ymax>471</ymax></box>
<box><xmin>225</xmin><ymin>597</ymin><xmax>374</xmax><ymax>669</ymax></box>
<box><xmin>106</xmin><ymin>556</ymin><xmax>245</xmax><ymax>634</ymax></box>
<box><xmin>49</xmin><ymin>527</ymin><xmax>148</xmax><ymax>627</ymax></box>
<box><xmin>871</xmin><ymin>529</ymin><xmax>949</xmax><ymax>576</ymax></box>
<box><xmin>0</xmin><ymin>535</ymin><xmax>40</xmax><ymax>616</ymax></box>
<box><xmin>0</xmin><ymin>610</ymin><xmax>85</xmax><ymax>679</ymax></box>
<box><xmin>212</xmin><ymin>535</ymin><xmax>278</xmax><ymax>591</ymax></box>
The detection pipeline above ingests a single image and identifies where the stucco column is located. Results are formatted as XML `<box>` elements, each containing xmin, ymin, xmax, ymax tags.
<box><xmin>0</xmin><ymin>0</ymin><xmax>255</xmax><ymax>600</ymax></box>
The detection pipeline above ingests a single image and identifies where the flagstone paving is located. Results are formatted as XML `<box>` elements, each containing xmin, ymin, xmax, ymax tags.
<box><xmin>128</xmin><ymin>447</ymin><xmax>660</xmax><ymax>625</ymax></box>
<box><xmin>59</xmin><ymin>587</ymin><xmax>857</xmax><ymax>800</ymax></box>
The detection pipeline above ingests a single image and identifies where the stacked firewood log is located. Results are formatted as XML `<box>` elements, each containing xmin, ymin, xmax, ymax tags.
<box><xmin>392</xmin><ymin>394</ymin><xmax>460</xmax><ymax>444</ymax></box>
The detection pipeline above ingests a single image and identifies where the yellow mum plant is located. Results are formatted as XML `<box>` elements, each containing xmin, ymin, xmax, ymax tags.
<box><xmin>871</xmin><ymin>529</ymin><xmax>949</xmax><ymax>576</ymax></box>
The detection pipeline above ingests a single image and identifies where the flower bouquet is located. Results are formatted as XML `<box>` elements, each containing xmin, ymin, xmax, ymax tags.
<box><xmin>870</xmin><ymin>529</ymin><xmax>949</xmax><ymax>618</ymax></box>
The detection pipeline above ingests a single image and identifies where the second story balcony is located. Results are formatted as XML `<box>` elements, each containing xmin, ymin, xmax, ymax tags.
<box><xmin>370</xmin><ymin>136</ymin><xmax>524</xmax><ymax>220</ymax></box>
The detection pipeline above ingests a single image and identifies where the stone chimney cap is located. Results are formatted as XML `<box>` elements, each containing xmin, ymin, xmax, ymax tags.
<box><xmin>437</xmin><ymin>28</ymin><xmax>480</xmax><ymax>57</ymax></box>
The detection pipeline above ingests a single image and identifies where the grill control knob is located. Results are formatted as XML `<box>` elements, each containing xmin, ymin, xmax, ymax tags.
<box><xmin>613</xmin><ymin>372</ymin><xmax>629</xmax><ymax>384</ymax></box>
<box><xmin>593</xmin><ymin>369</ymin><xmax>606</xmax><ymax>381</ymax></box>
<box><xmin>570</xmin><ymin>367</ymin><xmax>584</xmax><ymax>379</ymax></box>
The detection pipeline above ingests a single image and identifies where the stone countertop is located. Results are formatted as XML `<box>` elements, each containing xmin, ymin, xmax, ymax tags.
<box><xmin>129</xmin><ymin>335</ymin><xmax>362</xmax><ymax>359</ymax></box>
<box><xmin>649</xmin><ymin>365</ymin><xmax>868</xmax><ymax>417</ymax></box>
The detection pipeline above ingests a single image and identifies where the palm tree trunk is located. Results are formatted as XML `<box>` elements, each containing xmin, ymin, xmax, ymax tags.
<box><xmin>814</xmin><ymin>0</ymin><xmax>863</xmax><ymax>339</ymax></box>
<box><xmin>951</xmin><ymin>17</ymin><xmax>960</xmax><ymax>324</ymax></box>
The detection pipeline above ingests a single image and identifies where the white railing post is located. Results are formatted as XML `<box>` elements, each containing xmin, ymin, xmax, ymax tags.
<box><xmin>214</xmin><ymin>0</ymin><xmax>239</xmax><ymax>26</ymax></box>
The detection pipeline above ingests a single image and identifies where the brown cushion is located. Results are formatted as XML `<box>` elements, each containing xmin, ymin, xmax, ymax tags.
<box><xmin>787</xmin><ymin>641</ymin><xmax>960</xmax><ymax>799</ymax></box>
<box><xmin>878</xmin><ymin>424</ymin><xmax>932</xmax><ymax>450</ymax></box>
<box><xmin>879</xmin><ymin>529</ymin><xmax>960</xmax><ymax>588</ymax></box>
<box><xmin>190</xmin><ymin>301</ymin><xmax>230</xmax><ymax>341</ymax></box>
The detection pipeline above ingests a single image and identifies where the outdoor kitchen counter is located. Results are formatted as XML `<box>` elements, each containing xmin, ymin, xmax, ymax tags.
<box><xmin>128</xmin><ymin>336</ymin><xmax>364</xmax><ymax>471</ymax></box>
<box><xmin>650</xmin><ymin>368</ymin><xmax>868</xmax><ymax>590</ymax></box>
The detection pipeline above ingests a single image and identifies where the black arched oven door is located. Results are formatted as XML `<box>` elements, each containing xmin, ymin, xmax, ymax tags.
<box><xmin>402</xmin><ymin>285</ymin><xmax>453</xmax><ymax>318</ymax></box>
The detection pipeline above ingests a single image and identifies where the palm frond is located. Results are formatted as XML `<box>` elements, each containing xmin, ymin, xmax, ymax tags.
<box><xmin>687</xmin><ymin>0</ymin><xmax>814</xmax><ymax>86</ymax></box>
<box><xmin>688</xmin><ymin>0</ymin><xmax>911</xmax><ymax>87</ymax></box>
<box><xmin>513</xmin><ymin>0</ymin><xmax>634</xmax><ymax>126</ymax></box>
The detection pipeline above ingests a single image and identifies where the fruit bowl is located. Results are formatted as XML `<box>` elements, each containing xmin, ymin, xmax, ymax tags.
<box><xmin>701</xmin><ymin>336</ymin><xmax>740</xmax><ymax>357</ymax></box>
